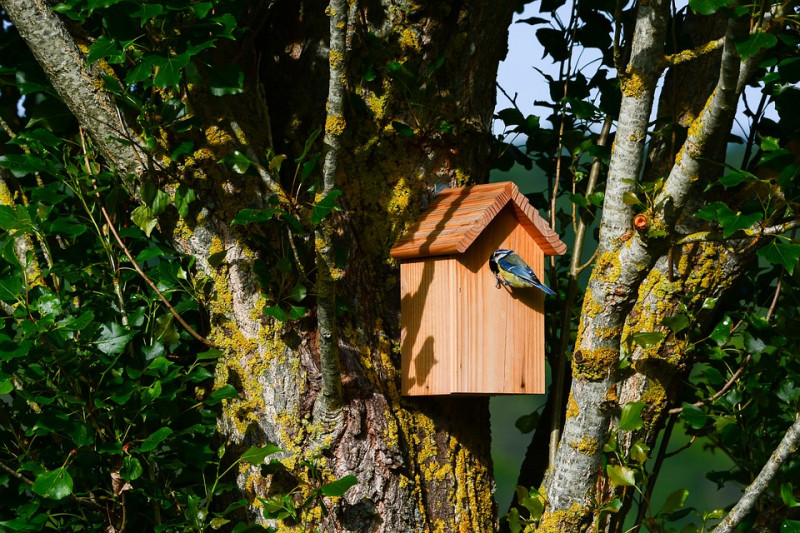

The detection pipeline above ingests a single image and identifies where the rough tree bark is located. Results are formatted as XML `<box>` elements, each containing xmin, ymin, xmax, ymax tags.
<box><xmin>0</xmin><ymin>0</ymin><xmax>515</xmax><ymax>530</ymax></box>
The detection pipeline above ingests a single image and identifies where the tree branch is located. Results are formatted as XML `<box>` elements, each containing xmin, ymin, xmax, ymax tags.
<box><xmin>656</xmin><ymin>14</ymin><xmax>748</xmax><ymax>224</ymax></box>
<box><xmin>0</xmin><ymin>0</ymin><xmax>142</xmax><ymax>178</ymax></box>
<box><xmin>314</xmin><ymin>0</ymin><xmax>350</xmax><ymax>417</ymax></box>
<box><xmin>663</xmin><ymin>37</ymin><xmax>724</xmax><ymax>67</ymax></box>
<box><xmin>711</xmin><ymin>415</ymin><xmax>800</xmax><ymax>533</ymax></box>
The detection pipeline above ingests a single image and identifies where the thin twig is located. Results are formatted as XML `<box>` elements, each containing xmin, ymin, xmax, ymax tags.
<box><xmin>79</xmin><ymin>130</ymin><xmax>220</xmax><ymax>350</ymax></box>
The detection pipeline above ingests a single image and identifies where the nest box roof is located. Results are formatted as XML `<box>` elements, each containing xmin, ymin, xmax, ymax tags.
<box><xmin>390</xmin><ymin>182</ymin><xmax>566</xmax><ymax>260</ymax></box>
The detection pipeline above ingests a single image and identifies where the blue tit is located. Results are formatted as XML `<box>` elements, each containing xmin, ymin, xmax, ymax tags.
<box><xmin>489</xmin><ymin>248</ymin><xmax>556</xmax><ymax>295</ymax></box>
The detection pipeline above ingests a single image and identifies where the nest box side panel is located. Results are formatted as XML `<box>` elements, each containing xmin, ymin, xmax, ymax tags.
<box><xmin>400</xmin><ymin>256</ymin><xmax>456</xmax><ymax>395</ymax></box>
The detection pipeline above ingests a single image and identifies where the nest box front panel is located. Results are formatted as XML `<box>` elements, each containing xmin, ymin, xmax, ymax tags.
<box><xmin>454</xmin><ymin>207</ymin><xmax>545</xmax><ymax>394</ymax></box>
<box><xmin>400</xmin><ymin>256</ymin><xmax>456</xmax><ymax>395</ymax></box>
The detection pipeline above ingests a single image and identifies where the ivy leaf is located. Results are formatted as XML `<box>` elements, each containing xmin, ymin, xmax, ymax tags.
<box><xmin>174</xmin><ymin>185</ymin><xmax>196</xmax><ymax>218</ymax></box>
<box><xmin>717</xmin><ymin>209</ymin><xmax>762</xmax><ymax>238</ymax></box>
<box><xmin>631</xmin><ymin>332</ymin><xmax>665</xmax><ymax>349</ymax></box>
<box><xmin>0</xmin><ymin>378</ymin><xmax>13</xmax><ymax>394</ymax></box>
<box><xmin>131</xmin><ymin>205</ymin><xmax>158</xmax><ymax>237</ymax></box>
<box><xmin>87</xmin><ymin>35</ymin><xmax>122</xmax><ymax>64</ymax></box>
<box><xmin>151</xmin><ymin>53</ymin><xmax>190</xmax><ymax>90</ymax></box>
<box><xmin>320</xmin><ymin>475</ymin><xmax>357</xmax><ymax>497</ymax></box>
<box><xmin>288</xmin><ymin>305</ymin><xmax>308</xmax><ymax>320</ymax></box>
<box><xmin>757</xmin><ymin>242</ymin><xmax>800</xmax><ymax>275</ymax></box>
<box><xmin>719</xmin><ymin>169</ymin><xmax>759</xmax><ymax>188</ymax></box>
<box><xmin>222</xmin><ymin>150</ymin><xmax>252</xmax><ymax>174</ymax></box>
<box><xmin>131</xmin><ymin>3</ymin><xmax>163</xmax><ymax>26</ymax></box>
<box><xmin>241</xmin><ymin>445</ymin><xmax>283</xmax><ymax>465</ymax></box>
<box><xmin>151</xmin><ymin>189</ymin><xmax>170</xmax><ymax>216</ymax></box>
<box><xmin>536</xmin><ymin>28</ymin><xmax>569</xmax><ymax>61</ymax></box>
<box><xmin>783</xmin><ymin>519</ymin><xmax>800</xmax><ymax>532</ymax></box>
<box><xmin>0</xmin><ymin>277</ymin><xmax>23</xmax><ymax>302</ymax></box>
<box><xmin>139</xmin><ymin>427</ymin><xmax>173</xmax><ymax>452</ymax></box>
<box><xmin>287</xmin><ymin>284</ymin><xmax>307</xmax><ymax>303</ymax></box>
<box><xmin>205</xmin><ymin>384</ymin><xmax>239</xmax><ymax>405</ymax></box>
<box><xmin>736</xmin><ymin>32</ymin><xmax>778</xmax><ymax>59</ymax></box>
<box><xmin>311</xmin><ymin>190</ymin><xmax>343</xmax><ymax>224</ymax></box>
<box><xmin>96</xmin><ymin>323</ymin><xmax>134</xmax><ymax>355</ymax></box>
<box><xmin>606</xmin><ymin>464</ymin><xmax>636</xmax><ymax>487</ymax></box>
<box><xmin>32</xmin><ymin>467</ymin><xmax>73</xmax><ymax>500</ymax></box>
<box><xmin>120</xmin><ymin>456</ymin><xmax>143</xmax><ymax>481</ymax></box>
<box><xmin>619</xmin><ymin>402</ymin><xmax>647</xmax><ymax>431</ymax></box>
<box><xmin>709</xmin><ymin>315</ymin><xmax>732</xmax><ymax>345</ymax></box>
<box><xmin>662</xmin><ymin>314</ymin><xmax>689</xmax><ymax>334</ymax></box>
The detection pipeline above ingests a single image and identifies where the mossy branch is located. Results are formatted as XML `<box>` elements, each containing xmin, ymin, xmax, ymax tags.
<box><xmin>314</xmin><ymin>0</ymin><xmax>350</xmax><ymax>417</ymax></box>
<box><xmin>663</xmin><ymin>38</ymin><xmax>724</xmax><ymax>67</ymax></box>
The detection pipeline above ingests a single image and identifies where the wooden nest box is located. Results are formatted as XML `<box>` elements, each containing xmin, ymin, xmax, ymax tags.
<box><xmin>390</xmin><ymin>182</ymin><xmax>566</xmax><ymax>396</ymax></box>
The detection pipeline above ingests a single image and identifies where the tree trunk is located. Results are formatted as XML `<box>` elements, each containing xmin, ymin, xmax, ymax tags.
<box><xmin>0</xmin><ymin>0</ymin><xmax>515</xmax><ymax>530</ymax></box>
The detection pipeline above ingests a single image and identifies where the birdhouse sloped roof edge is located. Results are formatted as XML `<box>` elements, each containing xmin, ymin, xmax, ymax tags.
<box><xmin>390</xmin><ymin>182</ymin><xmax>566</xmax><ymax>260</ymax></box>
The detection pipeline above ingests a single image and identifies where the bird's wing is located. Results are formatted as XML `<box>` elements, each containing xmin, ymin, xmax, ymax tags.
<box><xmin>498</xmin><ymin>256</ymin><xmax>539</xmax><ymax>285</ymax></box>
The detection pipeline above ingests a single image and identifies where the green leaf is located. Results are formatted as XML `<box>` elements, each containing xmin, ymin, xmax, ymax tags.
<box><xmin>619</xmin><ymin>402</ymin><xmax>647</xmax><ymax>431</ymax></box>
<box><xmin>606</xmin><ymin>464</ymin><xmax>636</xmax><ymax>487</ymax></box>
<box><xmin>126</xmin><ymin>60</ymin><xmax>154</xmax><ymax>85</ymax></box>
<box><xmin>497</xmin><ymin>107</ymin><xmax>525</xmax><ymax>126</ymax></box>
<box><xmin>151</xmin><ymin>189</ymin><xmax>170</xmax><ymax>216</ymax></box>
<box><xmin>631</xmin><ymin>332</ymin><xmax>665</xmax><ymax>349</ymax></box>
<box><xmin>96</xmin><ymin>322</ymin><xmax>134</xmax><ymax>355</ymax></box>
<box><xmin>174</xmin><ymin>185</ymin><xmax>196</xmax><ymax>218</ymax></box>
<box><xmin>131</xmin><ymin>3</ymin><xmax>163</xmax><ymax>25</ymax></box>
<box><xmin>140</xmin><ymin>427</ymin><xmax>173</xmax><ymax>452</ymax></box>
<box><xmin>622</xmin><ymin>192</ymin><xmax>643</xmax><ymax>206</ymax></box>
<box><xmin>717</xmin><ymin>209</ymin><xmax>762</xmax><ymax>238</ymax></box>
<box><xmin>264</xmin><ymin>304</ymin><xmax>289</xmax><ymax>322</ymax></box>
<box><xmin>758</xmin><ymin>242</ymin><xmax>800</xmax><ymax>274</ymax></box>
<box><xmin>232</xmin><ymin>208</ymin><xmax>277</xmax><ymax>225</ymax></box>
<box><xmin>131</xmin><ymin>205</ymin><xmax>158</xmax><ymax>237</ymax></box>
<box><xmin>736</xmin><ymin>32</ymin><xmax>778</xmax><ymax>59</ymax></box>
<box><xmin>781</xmin><ymin>483</ymin><xmax>800</xmax><ymax>508</ymax></box>
<box><xmin>391</xmin><ymin>121</ymin><xmax>415</xmax><ymax>137</ymax></box>
<box><xmin>783</xmin><ymin>519</ymin><xmax>800</xmax><ymax>532</ymax></box>
<box><xmin>681</xmin><ymin>403</ymin><xmax>707</xmax><ymax>429</ymax></box>
<box><xmin>587</xmin><ymin>191</ymin><xmax>604</xmax><ymax>207</ymax></box>
<box><xmin>320</xmin><ymin>475</ymin><xmax>357</xmax><ymax>497</ymax></box>
<box><xmin>660</xmin><ymin>488</ymin><xmax>689</xmax><ymax>515</ymax></box>
<box><xmin>206</xmin><ymin>384</ymin><xmax>239</xmax><ymax>405</ymax></box>
<box><xmin>0</xmin><ymin>379</ymin><xmax>13</xmax><ymax>394</ymax></box>
<box><xmin>515</xmin><ymin>411</ymin><xmax>540</xmax><ymax>434</ymax></box>
<box><xmin>241</xmin><ymin>444</ymin><xmax>283</xmax><ymax>465</ymax></box>
<box><xmin>760</xmin><ymin>135</ymin><xmax>781</xmax><ymax>152</ymax></box>
<box><xmin>0</xmin><ymin>277</ymin><xmax>23</xmax><ymax>302</ymax></box>
<box><xmin>689</xmin><ymin>0</ymin><xmax>731</xmax><ymax>15</ymax></box>
<box><xmin>222</xmin><ymin>150</ymin><xmax>252</xmax><ymax>174</ymax></box>
<box><xmin>151</xmin><ymin>53</ymin><xmax>191</xmax><ymax>90</ymax></box>
<box><xmin>662</xmin><ymin>314</ymin><xmax>689</xmax><ymax>334</ymax></box>
<box><xmin>0</xmin><ymin>205</ymin><xmax>33</xmax><ymax>233</ymax></box>
<box><xmin>709</xmin><ymin>315</ymin><xmax>732</xmax><ymax>345</ymax></box>
<box><xmin>288</xmin><ymin>305</ymin><xmax>308</xmax><ymax>320</ymax></box>
<box><xmin>120</xmin><ymin>456</ymin><xmax>143</xmax><ymax>481</ymax></box>
<box><xmin>719</xmin><ymin>169</ymin><xmax>759</xmax><ymax>188</ymax></box>
<box><xmin>287</xmin><ymin>284</ymin><xmax>307</xmax><ymax>303</ymax></box>
<box><xmin>87</xmin><ymin>35</ymin><xmax>122</xmax><ymax>64</ymax></box>
<box><xmin>32</xmin><ymin>467</ymin><xmax>73</xmax><ymax>500</ymax></box>
<box><xmin>630</xmin><ymin>440</ymin><xmax>650</xmax><ymax>464</ymax></box>
<box><xmin>312</xmin><ymin>189</ymin><xmax>343</xmax><ymax>224</ymax></box>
